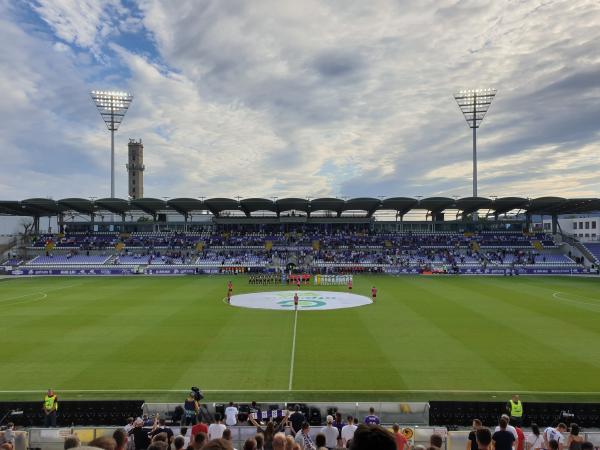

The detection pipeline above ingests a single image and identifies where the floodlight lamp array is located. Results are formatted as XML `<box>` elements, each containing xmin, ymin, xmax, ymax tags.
<box><xmin>90</xmin><ymin>90</ymin><xmax>133</xmax><ymax>131</ymax></box>
<box><xmin>453</xmin><ymin>88</ymin><xmax>496</xmax><ymax>129</ymax></box>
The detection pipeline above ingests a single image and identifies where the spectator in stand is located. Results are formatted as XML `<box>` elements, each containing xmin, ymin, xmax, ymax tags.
<box><xmin>203</xmin><ymin>439</ymin><xmax>234</xmax><ymax>450</ymax></box>
<box><xmin>294</xmin><ymin>423</ymin><xmax>316</xmax><ymax>450</ymax></box>
<box><xmin>208</xmin><ymin>415</ymin><xmax>227</xmax><ymax>440</ymax></box>
<box><xmin>566</xmin><ymin>424</ymin><xmax>583</xmax><ymax>450</ymax></box>
<box><xmin>495</xmin><ymin>415</ymin><xmax>518</xmax><ymax>441</ymax></box>
<box><xmin>467</xmin><ymin>419</ymin><xmax>483</xmax><ymax>450</ymax></box>
<box><xmin>333</xmin><ymin>412</ymin><xmax>345</xmax><ymax>440</ymax></box>
<box><xmin>64</xmin><ymin>435</ymin><xmax>81</xmax><ymax>449</ymax></box>
<box><xmin>314</xmin><ymin>433</ymin><xmax>326</xmax><ymax>450</ymax></box>
<box><xmin>255</xmin><ymin>433</ymin><xmax>264</xmax><ymax>450</ymax></box>
<box><xmin>320</xmin><ymin>416</ymin><xmax>338</xmax><ymax>449</ymax></box>
<box><xmin>191</xmin><ymin>416</ymin><xmax>209</xmax><ymax>440</ymax></box>
<box><xmin>349</xmin><ymin>424</ymin><xmax>395</xmax><ymax>450</ymax></box>
<box><xmin>549</xmin><ymin>441</ymin><xmax>560</xmax><ymax>450</ymax></box>
<box><xmin>515</xmin><ymin>424</ymin><xmax>525</xmax><ymax>450</ymax></box>
<box><xmin>124</xmin><ymin>417</ymin><xmax>135</xmax><ymax>434</ymax></box>
<box><xmin>223</xmin><ymin>429</ymin><xmax>239</xmax><ymax>450</ymax></box>
<box><xmin>476</xmin><ymin>428</ymin><xmax>492</xmax><ymax>450</ymax></box>
<box><xmin>393</xmin><ymin>424</ymin><xmax>408</xmax><ymax>450</ymax></box>
<box><xmin>285</xmin><ymin>435</ymin><xmax>295</xmax><ymax>450</ymax></box>
<box><xmin>493</xmin><ymin>417</ymin><xmax>516</xmax><ymax>450</ymax></box>
<box><xmin>248</xmin><ymin>416</ymin><xmax>289</xmax><ymax>450</ymax></box>
<box><xmin>341</xmin><ymin>416</ymin><xmax>357</xmax><ymax>447</ymax></box>
<box><xmin>128</xmin><ymin>418</ymin><xmax>151</xmax><ymax>450</ymax></box>
<box><xmin>150</xmin><ymin>418</ymin><xmax>174</xmax><ymax>445</ymax></box>
<box><xmin>184</xmin><ymin>392</ymin><xmax>200</xmax><ymax>426</ymax></box>
<box><xmin>581</xmin><ymin>442</ymin><xmax>594</xmax><ymax>450</ymax></box>
<box><xmin>272</xmin><ymin>433</ymin><xmax>286</xmax><ymax>450</ymax></box>
<box><xmin>290</xmin><ymin>406</ymin><xmax>306</xmax><ymax>436</ymax></box>
<box><xmin>2</xmin><ymin>423</ymin><xmax>15</xmax><ymax>448</ymax></box>
<box><xmin>112</xmin><ymin>429</ymin><xmax>127</xmax><ymax>450</ymax></box>
<box><xmin>430</xmin><ymin>434</ymin><xmax>443</xmax><ymax>450</ymax></box>
<box><xmin>148</xmin><ymin>442</ymin><xmax>168</xmax><ymax>450</ymax></box>
<box><xmin>225</xmin><ymin>402</ymin><xmax>239</xmax><ymax>427</ymax></box>
<box><xmin>173</xmin><ymin>436</ymin><xmax>186</xmax><ymax>450</ymax></box>
<box><xmin>88</xmin><ymin>436</ymin><xmax>117</xmax><ymax>450</ymax></box>
<box><xmin>190</xmin><ymin>432</ymin><xmax>207</xmax><ymax>450</ymax></box>
<box><xmin>544</xmin><ymin>423</ymin><xmax>567</xmax><ymax>450</ymax></box>
<box><xmin>244</xmin><ymin>439</ymin><xmax>257</xmax><ymax>450</ymax></box>
<box><xmin>527</xmin><ymin>424</ymin><xmax>543</xmax><ymax>450</ymax></box>
<box><xmin>364</xmin><ymin>408</ymin><xmax>380</xmax><ymax>425</ymax></box>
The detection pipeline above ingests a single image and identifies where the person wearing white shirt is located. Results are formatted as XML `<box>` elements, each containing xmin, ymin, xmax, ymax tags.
<box><xmin>320</xmin><ymin>415</ymin><xmax>339</xmax><ymax>449</ymax></box>
<box><xmin>527</xmin><ymin>424</ymin><xmax>544</xmax><ymax>450</ymax></box>
<box><xmin>495</xmin><ymin>414</ymin><xmax>518</xmax><ymax>441</ymax></box>
<box><xmin>544</xmin><ymin>424</ymin><xmax>567</xmax><ymax>450</ymax></box>
<box><xmin>208</xmin><ymin>414</ymin><xmax>227</xmax><ymax>440</ymax></box>
<box><xmin>341</xmin><ymin>416</ymin><xmax>358</xmax><ymax>447</ymax></box>
<box><xmin>225</xmin><ymin>402</ymin><xmax>239</xmax><ymax>426</ymax></box>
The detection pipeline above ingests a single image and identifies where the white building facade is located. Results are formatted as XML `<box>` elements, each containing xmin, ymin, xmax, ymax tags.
<box><xmin>543</xmin><ymin>215</ymin><xmax>600</xmax><ymax>242</ymax></box>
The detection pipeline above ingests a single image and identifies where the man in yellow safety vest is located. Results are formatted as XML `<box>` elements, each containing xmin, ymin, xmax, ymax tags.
<box><xmin>43</xmin><ymin>389</ymin><xmax>58</xmax><ymax>427</ymax></box>
<box><xmin>508</xmin><ymin>394</ymin><xmax>523</xmax><ymax>426</ymax></box>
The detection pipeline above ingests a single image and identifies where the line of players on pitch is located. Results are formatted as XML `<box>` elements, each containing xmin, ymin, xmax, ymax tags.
<box><xmin>225</xmin><ymin>279</ymin><xmax>378</xmax><ymax>308</ymax></box>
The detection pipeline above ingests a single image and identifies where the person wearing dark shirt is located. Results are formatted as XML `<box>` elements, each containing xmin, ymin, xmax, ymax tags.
<box><xmin>149</xmin><ymin>418</ymin><xmax>174</xmax><ymax>444</ymax></box>
<box><xmin>493</xmin><ymin>418</ymin><xmax>515</xmax><ymax>450</ymax></box>
<box><xmin>289</xmin><ymin>405</ymin><xmax>305</xmax><ymax>436</ymax></box>
<box><xmin>364</xmin><ymin>407</ymin><xmax>380</xmax><ymax>425</ymax></box>
<box><xmin>128</xmin><ymin>419</ymin><xmax>151</xmax><ymax>450</ymax></box>
<box><xmin>477</xmin><ymin>428</ymin><xmax>492</xmax><ymax>450</ymax></box>
<box><xmin>467</xmin><ymin>419</ymin><xmax>483</xmax><ymax>450</ymax></box>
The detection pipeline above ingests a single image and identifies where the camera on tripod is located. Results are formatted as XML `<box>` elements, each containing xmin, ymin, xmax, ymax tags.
<box><xmin>191</xmin><ymin>387</ymin><xmax>204</xmax><ymax>401</ymax></box>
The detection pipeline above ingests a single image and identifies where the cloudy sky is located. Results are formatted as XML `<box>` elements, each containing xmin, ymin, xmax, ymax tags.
<box><xmin>1</xmin><ymin>0</ymin><xmax>599</xmax><ymax>202</ymax></box>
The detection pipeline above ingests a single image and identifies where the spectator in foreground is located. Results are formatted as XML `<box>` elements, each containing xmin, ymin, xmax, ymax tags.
<box><xmin>476</xmin><ymin>428</ymin><xmax>492</xmax><ymax>450</ymax></box>
<box><xmin>148</xmin><ymin>443</ymin><xmax>168</xmax><ymax>450</ymax></box>
<box><xmin>272</xmin><ymin>433</ymin><xmax>286</xmax><ymax>450</ymax></box>
<box><xmin>244</xmin><ymin>438</ymin><xmax>257</xmax><ymax>450</ymax></box>
<box><xmin>393</xmin><ymin>424</ymin><xmax>408</xmax><ymax>450</ymax></box>
<box><xmin>64</xmin><ymin>435</ymin><xmax>81</xmax><ymax>450</ymax></box>
<box><xmin>191</xmin><ymin>416</ymin><xmax>209</xmax><ymax>440</ymax></box>
<box><xmin>150</xmin><ymin>419</ymin><xmax>174</xmax><ymax>445</ymax></box>
<box><xmin>222</xmin><ymin>429</ymin><xmax>238</xmax><ymax>450</ymax></box>
<box><xmin>349</xmin><ymin>424</ymin><xmax>395</xmax><ymax>450</ymax></box>
<box><xmin>493</xmin><ymin>417</ymin><xmax>515</xmax><ymax>450</ymax></box>
<box><xmin>128</xmin><ymin>418</ymin><xmax>150</xmax><ymax>450</ymax></box>
<box><xmin>549</xmin><ymin>440</ymin><xmax>560</xmax><ymax>450</ymax></box>
<box><xmin>467</xmin><ymin>419</ymin><xmax>482</xmax><ymax>450</ymax></box>
<box><xmin>203</xmin><ymin>439</ymin><xmax>234</xmax><ymax>450</ymax></box>
<box><xmin>208</xmin><ymin>414</ymin><xmax>227</xmax><ymax>440</ymax></box>
<box><xmin>544</xmin><ymin>423</ymin><xmax>567</xmax><ymax>450</ymax></box>
<box><xmin>341</xmin><ymin>416</ymin><xmax>357</xmax><ymax>447</ymax></box>
<box><xmin>581</xmin><ymin>443</ymin><xmax>594</xmax><ymax>450</ymax></box>
<box><xmin>314</xmin><ymin>434</ymin><xmax>326</xmax><ymax>449</ymax></box>
<box><xmin>173</xmin><ymin>436</ymin><xmax>185</xmax><ymax>450</ymax></box>
<box><xmin>88</xmin><ymin>436</ymin><xmax>117</xmax><ymax>450</ymax></box>
<box><xmin>320</xmin><ymin>415</ymin><xmax>338</xmax><ymax>449</ymax></box>
<box><xmin>255</xmin><ymin>433</ymin><xmax>264</xmax><ymax>450</ymax></box>
<box><xmin>112</xmin><ymin>429</ymin><xmax>127</xmax><ymax>450</ymax></box>
<box><xmin>527</xmin><ymin>424</ymin><xmax>544</xmax><ymax>450</ymax></box>
<box><xmin>294</xmin><ymin>422</ymin><xmax>315</xmax><ymax>449</ymax></box>
<box><xmin>430</xmin><ymin>434</ymin><xmax>443</xmax><ymax>450</ymax></box>
<box><xmin>567</xmin><ymin>424</ymin><xmax>583</xmax><ymax>450</ymax></box>
<box><xmin>290</xmin><ymin>406</ymin><xmax>306</xmax><ymax>436</ymax></box>
<box><xmin>495</xmin><ymin>415</ymin><xmax>517</xmax><ymax>440</ymax></box>
<box><xmin>225</xmin><ymin>402</ymin><xmax>239</xmax><ymax>427</ymax></box>
<box><xmin>2</xmin><ymin>423</ymin><xmax>15</xmax><ymax>448</ymax></box>
<box><xmin>364</xmin><ymin>408</ymin><xmax>380</xmax><ymax>426</ymax></box>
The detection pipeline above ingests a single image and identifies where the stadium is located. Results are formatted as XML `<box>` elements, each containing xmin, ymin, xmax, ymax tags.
<box><xmin>1</xmin><ymin>2</ymin><xmax>600</xmax><ymax>450</ymax></box>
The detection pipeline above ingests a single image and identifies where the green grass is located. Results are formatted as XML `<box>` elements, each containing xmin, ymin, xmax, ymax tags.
<box><xmin>1</xmin><ymin>275</ymin><xmax>600</xmax><ymax>403</ymax></box>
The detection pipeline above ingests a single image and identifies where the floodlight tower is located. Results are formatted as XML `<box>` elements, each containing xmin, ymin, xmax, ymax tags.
<box><xmin>91</xmin><ymin>91</ymin><xmax>133</xmax><ymax>198</ymax></box>
<box><xmin>453</xmin><ymin>89</ymin><xmax>496</xmax><ymax>198</ymax></box>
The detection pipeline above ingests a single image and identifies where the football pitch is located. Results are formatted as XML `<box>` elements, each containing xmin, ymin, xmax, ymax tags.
<box><xmin>1</xmin><ymin>275</ymin><xmax>600</xmax><ymax>403</ymax></box>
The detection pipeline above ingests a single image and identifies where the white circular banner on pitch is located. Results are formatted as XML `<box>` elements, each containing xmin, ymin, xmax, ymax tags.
<box><xmin>230</xmin><ymin>290</ymin><xmax>372</xmax><ymax>311</ymax></box>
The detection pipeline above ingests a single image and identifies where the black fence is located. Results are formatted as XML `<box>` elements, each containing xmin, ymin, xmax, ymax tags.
<box><xmin>429</xmin><ymin>401</ymin><xmax>600</xmax><ymax>428</ymax></box>
<box><xmin>0</xmin><ymin>400</ymin><xmax>144</xmax><ymax>427</ymax></box>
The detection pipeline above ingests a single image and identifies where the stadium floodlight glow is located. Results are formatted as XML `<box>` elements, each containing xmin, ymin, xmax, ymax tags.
<box><xmin>453</xmin><ymin>88</ymin><xmax>496</xmax><ymax>199</ymax></box>
<box><xmin>90</xmin><ymin>90</ymin><xmax>133</xmax><ymax>198</ymax></box>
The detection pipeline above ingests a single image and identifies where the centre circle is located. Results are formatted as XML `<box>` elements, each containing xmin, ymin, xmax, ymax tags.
<box><xmin>229</xmin><ymin>290</ymin><xmax>372</xmax><ymax>311</ymax></box>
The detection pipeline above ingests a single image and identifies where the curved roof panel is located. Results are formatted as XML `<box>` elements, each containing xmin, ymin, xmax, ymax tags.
<box><xmin>240</xmin><ymin>198</ymin><xmax>277</xmax><ymax>214</ymax></box>
<box><xmin>22</xmin><ymin>198</ymin><xmax>69</xmax><ymax>215</ymax></box>
<box><xmin>554</xmin><ymin>198</ymin><xmax>600</xmax><ymax>214</ymax></box>
<box><xmin>58</xmin><ymin>198</ymin><xmax>96</xmax><ymax>214</ymax></box>
<box><xmin>276</xmin><ymin>198</ymin><xmax>310</xmax><ymax>213</ymax></box>
<box><xmin>492</xmin><ymin>197</ymin><xmax>528</xmax><ymax>215</ymax></box>
<box><xmin>310</xmin><ymin>198</ymin><xmax>345</xmax><ymax>214</ymax></box>
<box><xmin>166</xmin><ymin>198</ymin><xmax>206</xmax><ymax>215</ymax></box>
<box><xmin>380</xmin><ymin>197</ymin><xmax>419</xmax><ymax>215</ymax></box>
<box><xmin>204</xmin><ymin>198</ymin><xmax>240</xmax><ymax>215</ymax></box>
<box><xmin>95</xmin><ymin>198</ymin><xmax>131</xmax><ymax>214</ymax></box>
<box><xmin>345</xmin><ymin>197</ymin><xmax>381</xmax><ymax>216</ymax></box>
<box><xmin>527</xmin><ymin>196</ymin><xmax>567</xmax><ymax>214</ymax></box>
<box><xmin>418</xmin><ymin>197</ymin><xmax>455</xmax><ymax>212</ymax></box>
<box><xmin>0</xmin><ymin>200</ymin><xmax>29</xmax><ymax>216</ymax></box>
<box><xmin>455</xmin><ymin>197</ymin><xmax>493</xmax><ymax>215</ymax></box>
<box><xmin>130</xmin><ymin>198</ymin><xmax>167</xmax><ymax>215</ymax></box>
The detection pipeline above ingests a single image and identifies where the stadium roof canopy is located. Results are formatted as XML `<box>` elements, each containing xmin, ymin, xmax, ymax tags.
<box><xmin>0</xmin><ymin>196</ymin><xmax>598</xmax><ymax>218</ymax></box>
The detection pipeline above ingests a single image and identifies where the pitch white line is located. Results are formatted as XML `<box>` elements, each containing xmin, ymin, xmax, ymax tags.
<box><xmin>0</xmin><ymin>389</ymin><xmax>599</xmax><ymax>395</ymax></box>
<box><xmin>288</xmin><ymin>308</ymin><xmax>298</xmax><ymax>391</ymax></box>
<box><xmin>552</xmin><ymin>291</ymin><xmax>600</xmax><ymax>310</ymax></box>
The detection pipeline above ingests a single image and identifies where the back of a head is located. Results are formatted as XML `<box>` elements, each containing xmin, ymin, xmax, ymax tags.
<box><xmin>581</xmin><ymin>442</ymin><xmax>594</xmax><ymax>450</ymax></box>
<box><xmin>244</xmin><ymin>438</ymin><xmax>257</xmax><ymax>450</ymax></box>
<box><xmin>499</xmin><ymin>418</ymin><xmax>508</xmax><ymax>430</ymax></box>
<box><xmin>112</xmin><ymin>429</ymin><xmax>127</xmax><ymax>449</ymax></box>
<box><xmin>392</xmin><ymin>424</ymin><xmax>400</xmax><ymax>432</ymax></box>
<box><xmin>88</xmin><ymin>436</ymin><xmax>116</xmax><ymax>450</ymax></box>
<box><xmin>222</xmin><ymin>429</ymin><xmax>232</xmax><ymax>440</ymax></box>
<box><xmin>570</xmin><ymin>424</ymin><xmax>580</xmax><ymax>436</ymax></box>
<box><xmin>549</xmin><ymin>439</ymin><xmax>559</xmax><ymax>450</ymax></box>
<box><xmin>204</xmin><ymin>438</ymin><xmax>234</xmax><ymax>450</ymax></box>
<box><xmin>152</xmin><ymin>432</ymin><xmax>168</xmax><ymax>443</ymax></box>
<box><xmin>315</xmin><ymin>434</ymin><xmax>326</xmax><ymax>448</ymax></box>
<box><xmin>272</xmin><ymin>432</ymin><xmax>286</xmax><ymax>450</ymax></box>
<box><xmin>174</xmin><ymin>436</ymin><xmax>185</xmax><ymax>450</ymax></box>
<box><xmin>430</xmin><ymin>433</ymin><xmax>443</xmax><ymax>448</ymax></box>
<box><xmin>476</xmin><ymin>428</ymin><xmax>492</xmax><ymax>447</ymax></box>
<box><xmin>64</xmin><ymin>435</ymin><xmax>81</xmax><ymax>450</ymax></box>
<box><xmin>194</xmin><ymin>432</ymin><xmax>208</xmax><ymax>445</ymax></box>
<box><xmin>147</xmin><ymin>443</ymin><xmax>168</xmax><ymax>450</ymax></box>
<box><xmin>349</xmin><ymin>424</ymin><xmax>396</xmax><ymax>450</ymax></box>
<box><xmin>558</xmin><ymin>423</ymin><xmax>567</xmax><ymax>432</ymax></box>
<box><xmin>531</xmin><ymin>424</ymin><xmax>540</xmax><ymax>436</ymax></box>
<box><xmin>255</xmin><ymin>433</ymin><xmax>264</xmax><ymax>448</ymax></box>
